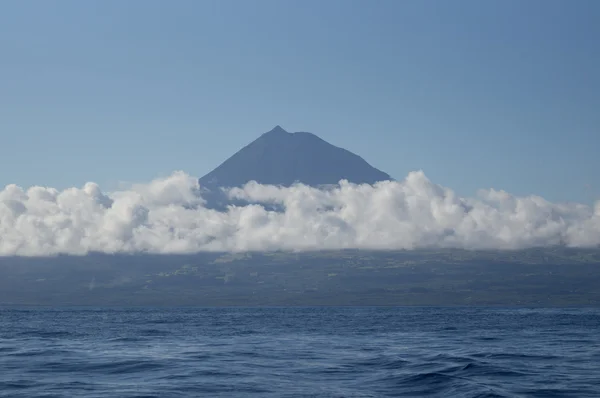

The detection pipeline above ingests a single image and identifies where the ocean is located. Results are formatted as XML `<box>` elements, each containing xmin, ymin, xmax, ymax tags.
<box><xmin>0</xmin><ymin>307</ymin><xmax>598</xmax><ymax>397</ymax></box>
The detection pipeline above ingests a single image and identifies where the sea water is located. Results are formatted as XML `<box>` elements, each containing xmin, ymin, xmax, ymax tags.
<box><xmin>0</xmin><ymin>307</ymin><xmax>598</xmax><ymax>397</ymax></box>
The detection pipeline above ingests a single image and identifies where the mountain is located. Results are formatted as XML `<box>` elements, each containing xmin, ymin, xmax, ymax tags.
<box><xmin>199</xmin><ymin>126</ymin><xmax>392</xmax><ymax>191</ymax></box>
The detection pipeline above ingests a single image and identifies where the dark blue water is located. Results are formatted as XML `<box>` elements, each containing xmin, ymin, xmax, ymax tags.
<box><xmin>0</xmin><ymin>307</ymin><xmax>599</xmax><ymax>397</ymax></box>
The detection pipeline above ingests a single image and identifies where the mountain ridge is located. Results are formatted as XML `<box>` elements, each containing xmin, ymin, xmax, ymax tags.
<box><xmin>199</xmin><ymin>125</ymin><xmax>392</xmax><ymax>191</ymax></box>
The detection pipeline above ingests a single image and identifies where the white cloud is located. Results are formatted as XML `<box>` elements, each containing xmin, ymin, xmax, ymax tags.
<box><xmin>0</xmin><ymin>170</ymin><xmax>599</xmax><ymax>256</ymax></box>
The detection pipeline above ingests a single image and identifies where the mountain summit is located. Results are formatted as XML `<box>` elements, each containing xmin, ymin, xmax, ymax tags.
<box><xmin>199</xmin><ymin>126</ymin><xmax>392</xmax><ymax>191</ymax></box>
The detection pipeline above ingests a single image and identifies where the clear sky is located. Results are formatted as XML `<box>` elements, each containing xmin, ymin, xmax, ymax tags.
<box><xmin>1</xmin><ymin>0</ymin><xmax>598</xmax><ymax>203</ymax></box>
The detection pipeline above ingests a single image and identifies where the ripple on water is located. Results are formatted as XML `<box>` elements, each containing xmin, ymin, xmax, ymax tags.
<box><xmin>0</xmin><ymin>307</ymin><xmax>598</xmax><ymax>398</ymax></box>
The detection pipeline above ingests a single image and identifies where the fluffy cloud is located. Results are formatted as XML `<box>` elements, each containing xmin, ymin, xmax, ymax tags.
<box><xmin>0</xmin><ymin>171</ymin><xmax>599</xmax><ymax>256</ymax></box>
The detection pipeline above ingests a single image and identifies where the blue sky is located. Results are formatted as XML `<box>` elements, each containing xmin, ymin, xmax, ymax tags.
<box><xmin>1</xmin><ymin>0</ymin><xmax>598</xmax><ymax>203</ymax></box>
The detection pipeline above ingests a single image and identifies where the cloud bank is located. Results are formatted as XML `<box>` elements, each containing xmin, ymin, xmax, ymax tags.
<box><xmin>1</xmin><ymin>171</ymin><xmax>599</xmax><ymax>256</ymax></box>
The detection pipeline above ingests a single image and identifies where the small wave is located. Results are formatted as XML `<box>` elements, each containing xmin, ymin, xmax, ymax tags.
<box><xmin>399</xmin><ymin>371</ymin><xmax>456</xmax><ymax>384</ymax></box>
<box><xmin>352</xmin><ymin>355</ymin><xmax>409</xmax><ymax>369</ymax></box>
<box><xmin>107</xmin><ymin>336</ymin><xmax>146</xmax><ymax>343</ymax></box>
<box><xmin>474</xmin><ymin>336</ymin><xmax>501</xmax><ymax>341</ymax></box>
<box><xmin>85</xmin><ymin>359</ymin><xmax>167</xmax><ymax>375</ymax></box>
<box><xmin>471</xmin><ymin>352</ymin><xmax>559</xmax><ymax>361</ymax></box>
<box><xmin>454</xmin><ymin>361</ymin><xmax>530</xmax><ymax>378</ymax></box>
<box><xmin>17</xmin><ymin>330</ymin><xmax>76</xmax><ymax>339</ymax></box>
<box><xmin>373</xmin><ymin>371</ymin><xmax>459</xmax><ymax>395</ymax></box>
<box><xmin>471</xmin><ymin>393</ymin><xmax>510</xmax><ymax>398</ymax></box>
<box><xmin>10</xmin><ymin>348</ymin><xmax>75</xmax><ymax>358</ymax></box>
<box><xmin>138</xmin><ymin>328</ymin><xmax>170</xmax><ymax>337</ymax></box>
<box><xmin>0</xmin><ymin>346</ymin><xmax>16</xmax><ymax>354</ymax></box>
<box><xmin>0</xmin><ymin>379</ymin><xmax>42</xmax><ymax>389</ymax></box>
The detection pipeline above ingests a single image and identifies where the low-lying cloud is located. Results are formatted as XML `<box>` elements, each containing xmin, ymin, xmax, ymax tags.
<box><xmin>1</xmin><ymin>171</ymin><xmax>599</xmax><ymax>256</ymax></box>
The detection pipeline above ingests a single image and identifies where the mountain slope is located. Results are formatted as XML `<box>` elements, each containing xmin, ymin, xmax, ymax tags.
<box><xmin>199</xmin><ymin>125</ymin><xmax>392</xmax><ymax>190</ymax></box>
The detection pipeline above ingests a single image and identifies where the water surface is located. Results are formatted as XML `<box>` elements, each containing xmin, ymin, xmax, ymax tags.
<box><xmin>1</xmin><ymin>307</ymin><xmax>598</xmax><ymax>397</ymax></box>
